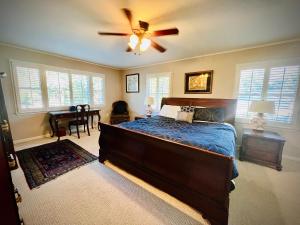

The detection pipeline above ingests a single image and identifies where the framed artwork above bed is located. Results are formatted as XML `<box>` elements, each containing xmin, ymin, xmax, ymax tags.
<box><xmin>126</xmin><ymin>73</ymin><xmax>139</xmax><ymax>93</ymax></box>
<box><xmin>184</xmin><ymin>70</ymin><xmax>213</xmax><ymax>94</ymax></box>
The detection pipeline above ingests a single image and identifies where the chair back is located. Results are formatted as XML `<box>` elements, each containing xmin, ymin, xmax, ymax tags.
<box><xmin>75</xmin><ymin>104</ymin><xmax>90</xmax><ymax>124</ymax></box>
<box><xmin>112</xmin><ymin>101</ymin><xmax>128</xmax><ymax>115</ymax></box>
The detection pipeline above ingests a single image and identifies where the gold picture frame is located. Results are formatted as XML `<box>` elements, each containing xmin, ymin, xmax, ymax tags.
<box><xmin>184</xmin><ymin>70</ymin><xmax>213</xmax><ymax>94</ymax></box>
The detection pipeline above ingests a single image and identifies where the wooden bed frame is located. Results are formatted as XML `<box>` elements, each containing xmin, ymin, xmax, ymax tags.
<box><xmin>99</xmin><ymin>97</ymin><xmax>237</xmax><ymax>225</ymax></box>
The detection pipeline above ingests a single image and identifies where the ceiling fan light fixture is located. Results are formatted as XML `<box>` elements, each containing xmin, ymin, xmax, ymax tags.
<box><xmin>129</xmin><ymin>34</ymin><xmax>139</xmax><ymax>49</ymax></box>
<box><xmin>140</xmin><ymin>38</ymin><xmax>151</xmax><ymax>52</ymax></box>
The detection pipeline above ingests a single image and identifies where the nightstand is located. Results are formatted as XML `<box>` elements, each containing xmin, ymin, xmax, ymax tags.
<box><xmin>240</xmin><ymin>129</ymin><xmax>285</xmax><ymax>170</ymax></box>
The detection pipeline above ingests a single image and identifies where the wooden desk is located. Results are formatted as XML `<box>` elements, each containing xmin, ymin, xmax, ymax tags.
<box><xmin>49</xmin><ymin>109</ymin><xmax>101</xmax><ymax>140</ymax></box>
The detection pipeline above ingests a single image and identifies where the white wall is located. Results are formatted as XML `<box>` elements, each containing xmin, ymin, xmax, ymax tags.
<box><xmin>0</xmin><ymin>44</ymin><xmax>122</xmax><ymax>140</ymax></box>
<box><xmin>122</xmin><ymin>40</ymin><xmax>300</xmax><ymax>159</ymax></box>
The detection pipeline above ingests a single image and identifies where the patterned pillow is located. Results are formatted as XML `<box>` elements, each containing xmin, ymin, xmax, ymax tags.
<box><xmin>193</xmin><ymin>107</ymin><xmax>225</xmax><ymax>123</ymax></box>
<box><xmin>180</xmin><ymin>106</ymin><xmax>196</xmax><ymax>112</ymax></box>
<box><xmin>176</xmin><ymin>111</ymin><xmax>194</xmax><ymax>123</ymax></box>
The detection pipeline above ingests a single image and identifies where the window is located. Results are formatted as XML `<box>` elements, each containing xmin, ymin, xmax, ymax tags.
<box><xmin>236</xmin><ymin>69</ymin><xmax>265</xmax><ymax>119</ymax></box>
<box><xmin>14</xmin><ymin>66</ymin><xmax>43</xmax><ymax>112</ymax></box>
<box><xmin>266</xmin><ymin>66</ymin><xmax>300</xmax><ymax>123</ymax></box>
<box><xmin>92</xmin><ymin>76</ymin><xmax>105</xmax><ymax>105</ymax></box>
<box><xmin>146</xmin><ymin>73</ymin><xmax>171</xmax><ymax>111</ymax></box>
<box><xmin>71</xmin><ymin>74</ymin><xmax>90</xmax><ymax>105</ymax></box>
<box><xmin>236</xmin><ymin>61</ymin><xmax>300</xmax><ymax>125</ymax></box>
<box><xmin>11</xmin><ymin>60</ymin><xmax>105</xmax><ymax>113</ymax></box>
<box><xmin>46</xmin><ymin>70</ymin><xmax>70</xmax><ymax>107</ymax></box>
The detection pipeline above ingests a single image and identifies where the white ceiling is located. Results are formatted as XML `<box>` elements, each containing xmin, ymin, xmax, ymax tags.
<box><xmin>0</xmin><ymin>0</ymin><xmax>300</xmax><ymax>69</ymax></box>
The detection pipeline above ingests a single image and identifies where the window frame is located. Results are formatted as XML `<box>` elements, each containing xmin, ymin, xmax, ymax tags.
<box><xmin>235</xmin><ymin>58</ymin><xmax>300</xmax><ymax>129</ymax></box>
<box><xmin>146</xmin><ymin>72</ymin><xmax>172</xmax><ymax>112</ymax></box>
<box><xmin>10</xmin><ymin>60</ymin><xmax>106</xmax><ymax>114</ymax></box>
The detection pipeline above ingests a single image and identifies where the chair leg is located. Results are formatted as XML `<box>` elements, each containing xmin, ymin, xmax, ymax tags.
<box><xmin>87</xmin><ymin>122</ymin><xmax>90</xmax><ymax>136</ymax></box>
<box><xmin>76</xmin><ymin>124</ymin><xmax>80</xmax><ymax>139</ymax></box>
<box><xmin>69</xmin><ymin>124</ymin><xmax>72</xmax><ymax>136</ymax></box>
<box><xmin>84</xmin><ymin>124</ymin><xmax>86</xmax><ymax>132</ymax></box>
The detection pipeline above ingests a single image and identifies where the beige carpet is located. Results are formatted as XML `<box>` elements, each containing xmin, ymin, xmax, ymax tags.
<box><xmin>12</xmin><ymin>131</ymin><xmax>208</xmax><ymax>225</ymax></box>
<box><xmin>13</xmin><ymin>131</ymin><xmax>300</xmax><ymax>225</ymax></box>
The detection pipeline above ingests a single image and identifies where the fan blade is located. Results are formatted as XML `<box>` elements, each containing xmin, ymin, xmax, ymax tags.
<box><xmin>152</xmin><ymin>28</ymin><xmax>179</xmax><ymax>36</ymax></box>
<box><xmin>122</xmin><ymin>8</ymin><xmax>133</xmax><ymax>29</ymax></box>
<box><xmin>151</xmin><ymin>41</ymin><xmax>166</xmax><ymax>53</ymax></box>
<box><xmin>126</xmin><ymin>46</ymin><xmax>132</xmax><ymax>52</ymax></box>
<box><xmin>98</xmin><ymin>32</ymin><xmax>129</xmax><ymax>36</ymax></box>
<box><xmin>139</xmin><ymin>20</ymin><xmax>149</xmax><ymax>31</ymax></box>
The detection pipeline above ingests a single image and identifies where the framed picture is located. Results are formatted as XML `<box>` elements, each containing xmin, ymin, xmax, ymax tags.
<box><xmin>184</xmin><ymin>70</ymin><xmax>213</xmax><ymax>94</ymax></box>
<box><xmin>126</xmin><ymin>73</ymin><xmax>139</xmax><ymax>93</ymax></box>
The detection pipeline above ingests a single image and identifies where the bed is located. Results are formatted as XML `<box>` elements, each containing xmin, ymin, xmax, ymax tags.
<box><xmin>99</xmin><ymin>97</ymin><xmax>238</xmax><ymax>225</ymax></box>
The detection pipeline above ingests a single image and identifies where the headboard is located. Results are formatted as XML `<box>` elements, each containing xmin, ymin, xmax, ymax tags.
<box><xmin>161</xmin><ymin>97</ymin><xmax>237</xmax><ymax>125</ymax></box>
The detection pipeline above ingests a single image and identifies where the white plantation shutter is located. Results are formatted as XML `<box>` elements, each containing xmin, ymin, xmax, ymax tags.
<box><xmin>12</xmin><ymin>61</ymin><xmax>106</xmax><ymax>113</ymax></box>
<box><xmin>46</xmin><ymin>70</ymin><xmax>70</xmax><ymax>107</ymax></box>
<box><xmin>266</xmin><ymin>66</ymin><xmax>300</xmax><ymax>123</ymax></box>
<box><xmin>71</xmin><ymin>74</ymin><xmax>90</xmax><ymax>105</ymax></box>
<box><xmin>236</xmin><ymin>69</ymin><xmax>265</xmax><ymax>118</ymax></box>
<box><xmin>147</xmin><ymin>73</ymin><xmax>171</xmax><ymax>111</ymax></box>
<box><xmin>236</xmin><ymin>62</ymin><xmax>300</xmax><ymax>125</ymax></box>
<box><xmin>15</xmin><ymin>66</ymin><xmax>43</xmax><ymax>111</ymax></box>
<box><xmin>92</xmin><ymin>76</ymin><xmax>105</xmax><ymax>105</ymax></box>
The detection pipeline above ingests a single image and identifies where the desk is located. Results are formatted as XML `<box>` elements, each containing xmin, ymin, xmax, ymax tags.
<box><xmin>49</xmin><ymin>109</ymin><xmax>101</xmax><ymax>140</ymax></box>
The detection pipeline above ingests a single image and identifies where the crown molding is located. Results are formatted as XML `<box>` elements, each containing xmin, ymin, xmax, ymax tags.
<box><xmin>1</xmin><ymin>38</ymin><xmax>300</xmax><ymax>72</ymax></box>
<box><xmin>124</xmin><ymin>38</ymin><xmax>300</xmax><ymax>71</ymax></box>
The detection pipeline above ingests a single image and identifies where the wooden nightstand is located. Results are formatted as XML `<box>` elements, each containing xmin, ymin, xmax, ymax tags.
<box><xmin>240</xmin><ymin>129</ymin><xmax>285</xmax><ymax>171</ymax></box>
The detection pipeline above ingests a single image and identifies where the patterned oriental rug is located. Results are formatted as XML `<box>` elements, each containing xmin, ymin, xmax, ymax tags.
<box><xmin>16</xmin><ymin>139</ymin><xmax>97</xmax><ymax>189</ymax></box>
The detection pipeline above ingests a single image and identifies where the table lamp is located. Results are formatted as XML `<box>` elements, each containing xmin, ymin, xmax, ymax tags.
<box><xmin>145</xmin><ymin>96</ymin><xmax>154</xmax><ymax>117</ymax></box>
<box><xmin>249</xmin><ymin>100</ymin><xmax>275</xmax><ymax>131</ymax></box>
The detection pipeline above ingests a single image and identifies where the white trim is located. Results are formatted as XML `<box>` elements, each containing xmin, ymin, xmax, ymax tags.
<box><xmin>126</xmin><ymin>38</ymin><xmax>300</xmax><ymax>70</ymax></box>
<box><xmin>2</xmin><ymin>39</ymin><xmax>300</xmax><ymax>71</ymax></box>
<box><xmin>13</xmin><ymin>133</ymin><xmax>51</xmax><ymax>145</ymax></box>
<box><xmin>282</xmin><ymin>155</ymin><xmax>300</xmax><ymax>162</ymax></box>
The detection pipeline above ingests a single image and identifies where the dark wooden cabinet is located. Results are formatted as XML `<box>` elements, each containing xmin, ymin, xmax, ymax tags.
<box><xmin>0</xmin><ymin>76</ymin><xmax>21</xmax><ymax>225</ymax></box>
<box><xmin>240</xmin><ymin>128</ymin><xmax>285</xmax><ymax>171</ymax></box>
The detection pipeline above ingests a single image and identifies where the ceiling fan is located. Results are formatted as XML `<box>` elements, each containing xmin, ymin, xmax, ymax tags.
<box><xmin>98</xmin><ymin>8</ymin><xmax>179</xmax><ymax>53</ymax></box>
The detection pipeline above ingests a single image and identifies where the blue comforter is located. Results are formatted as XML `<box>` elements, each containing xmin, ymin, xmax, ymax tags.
<box><xmin>119</xmin><ymin>116</ymin><xmax>238</xmax><ymax>179</ymax></box>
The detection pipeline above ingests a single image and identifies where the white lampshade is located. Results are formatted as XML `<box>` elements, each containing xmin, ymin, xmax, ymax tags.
<box><xmin>249</xmin><ymin>100</ymin><xmax>275</xmax><ymax>114</ymax></box>
<box><xmin>145</xmin><ymin>96</ymin><xmax>154</xmax><ymax>105</ymax></box>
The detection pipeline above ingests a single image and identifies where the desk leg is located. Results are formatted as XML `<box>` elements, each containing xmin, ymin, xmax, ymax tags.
<box><xmin>55</xmin><ymin>119</ymin><xmax>60</xmax><ymax>141</ymax></box>
<box><xmin>91</xmin><ymin>114</ymin><xmax>94</xmax><ymax>129</ymax></box>
<box><xmin>97</xmin><ymin>111</ymin><xmax>101</xmax><ymax>131</ymax></box>
<box><xmin>49</xmin><ymin>117</ymin><xmax>55</xmax><ymax>137</ymax></box>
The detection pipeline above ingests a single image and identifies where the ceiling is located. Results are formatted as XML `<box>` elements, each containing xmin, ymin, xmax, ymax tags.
<box><xmin>0</xmin><ymin>0</ymin><xmax>300</xmax><ymax>69</ymax></box>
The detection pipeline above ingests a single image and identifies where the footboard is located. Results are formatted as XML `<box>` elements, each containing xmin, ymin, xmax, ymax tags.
<box><xmin>99</xmin><ymin>122</ymin><xmax>233</xmax><ymax>225</ymax></box>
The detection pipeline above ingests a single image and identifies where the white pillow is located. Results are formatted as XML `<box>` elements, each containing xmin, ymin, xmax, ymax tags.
<box><xmin>176</xmin><ymin>111</ymin><xmax>194</xmax><ymax>123</ymax></box>
<box><xmin>159</xmin><ymin>105</ymin><xmax>181</xmax><ymax>119</ymax></box>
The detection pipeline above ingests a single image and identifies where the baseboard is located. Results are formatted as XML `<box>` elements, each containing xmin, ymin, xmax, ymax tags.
<box><xmin>13</xmin><ymin>133</ymin><xmax>51</xmax><ymax>145</ymax></box>
<box><xmin>282</xmin><ymin>155</ymin><xmax>300</xmax><ymax>162</ymax></box>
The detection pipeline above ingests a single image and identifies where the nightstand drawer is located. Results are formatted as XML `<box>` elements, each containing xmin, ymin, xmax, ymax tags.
<box><xmin>244</xmin><ymin>148</ymin><xmax>277</xmax><ymax>162</ymax></box>
<box><xmin>246</xmin><ymin>137</ymin><xmax>279</xmax><ymax>153</ymax></box>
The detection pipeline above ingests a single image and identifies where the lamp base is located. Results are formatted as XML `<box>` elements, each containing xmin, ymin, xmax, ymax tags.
<box><xmin>145</xmin><ymin>105</ymin><xmax>153</xmax><ymax>117</ymax></box>
<box><xmin>250</xmin><ymin>113</ymin><xmax>266</xmax><ymax>131</ymax></box>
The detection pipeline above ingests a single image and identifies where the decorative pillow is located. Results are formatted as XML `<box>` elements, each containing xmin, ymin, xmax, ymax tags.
<box><xmin>180</xmin><ymin>106</ymin><xmax>195</xmax><ymax>112</ymax></box>
<box><xmin>159</xmin><ymin>105</ymin><xmax>181</xmax><ymax>119</ymax></box>
<box><xmin>193</xmin><ymin>107</ymin><xmax>225</xmax><ymax>123</ymax></box>
<box><xmin>176</xmin><ymin>111</ymin><xmax>194</xmax><ymax>123</ymax></box>
<box><xmin>180</xmin><ymin>106</ymin><xmax>206</xmax><ymax>112</ymax></box>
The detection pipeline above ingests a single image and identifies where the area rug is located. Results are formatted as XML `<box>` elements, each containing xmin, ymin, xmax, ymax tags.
<box><xmin>16</xmin><ymin>139</ymin><xmax>97</xmax><ymax>189</ymax></box>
